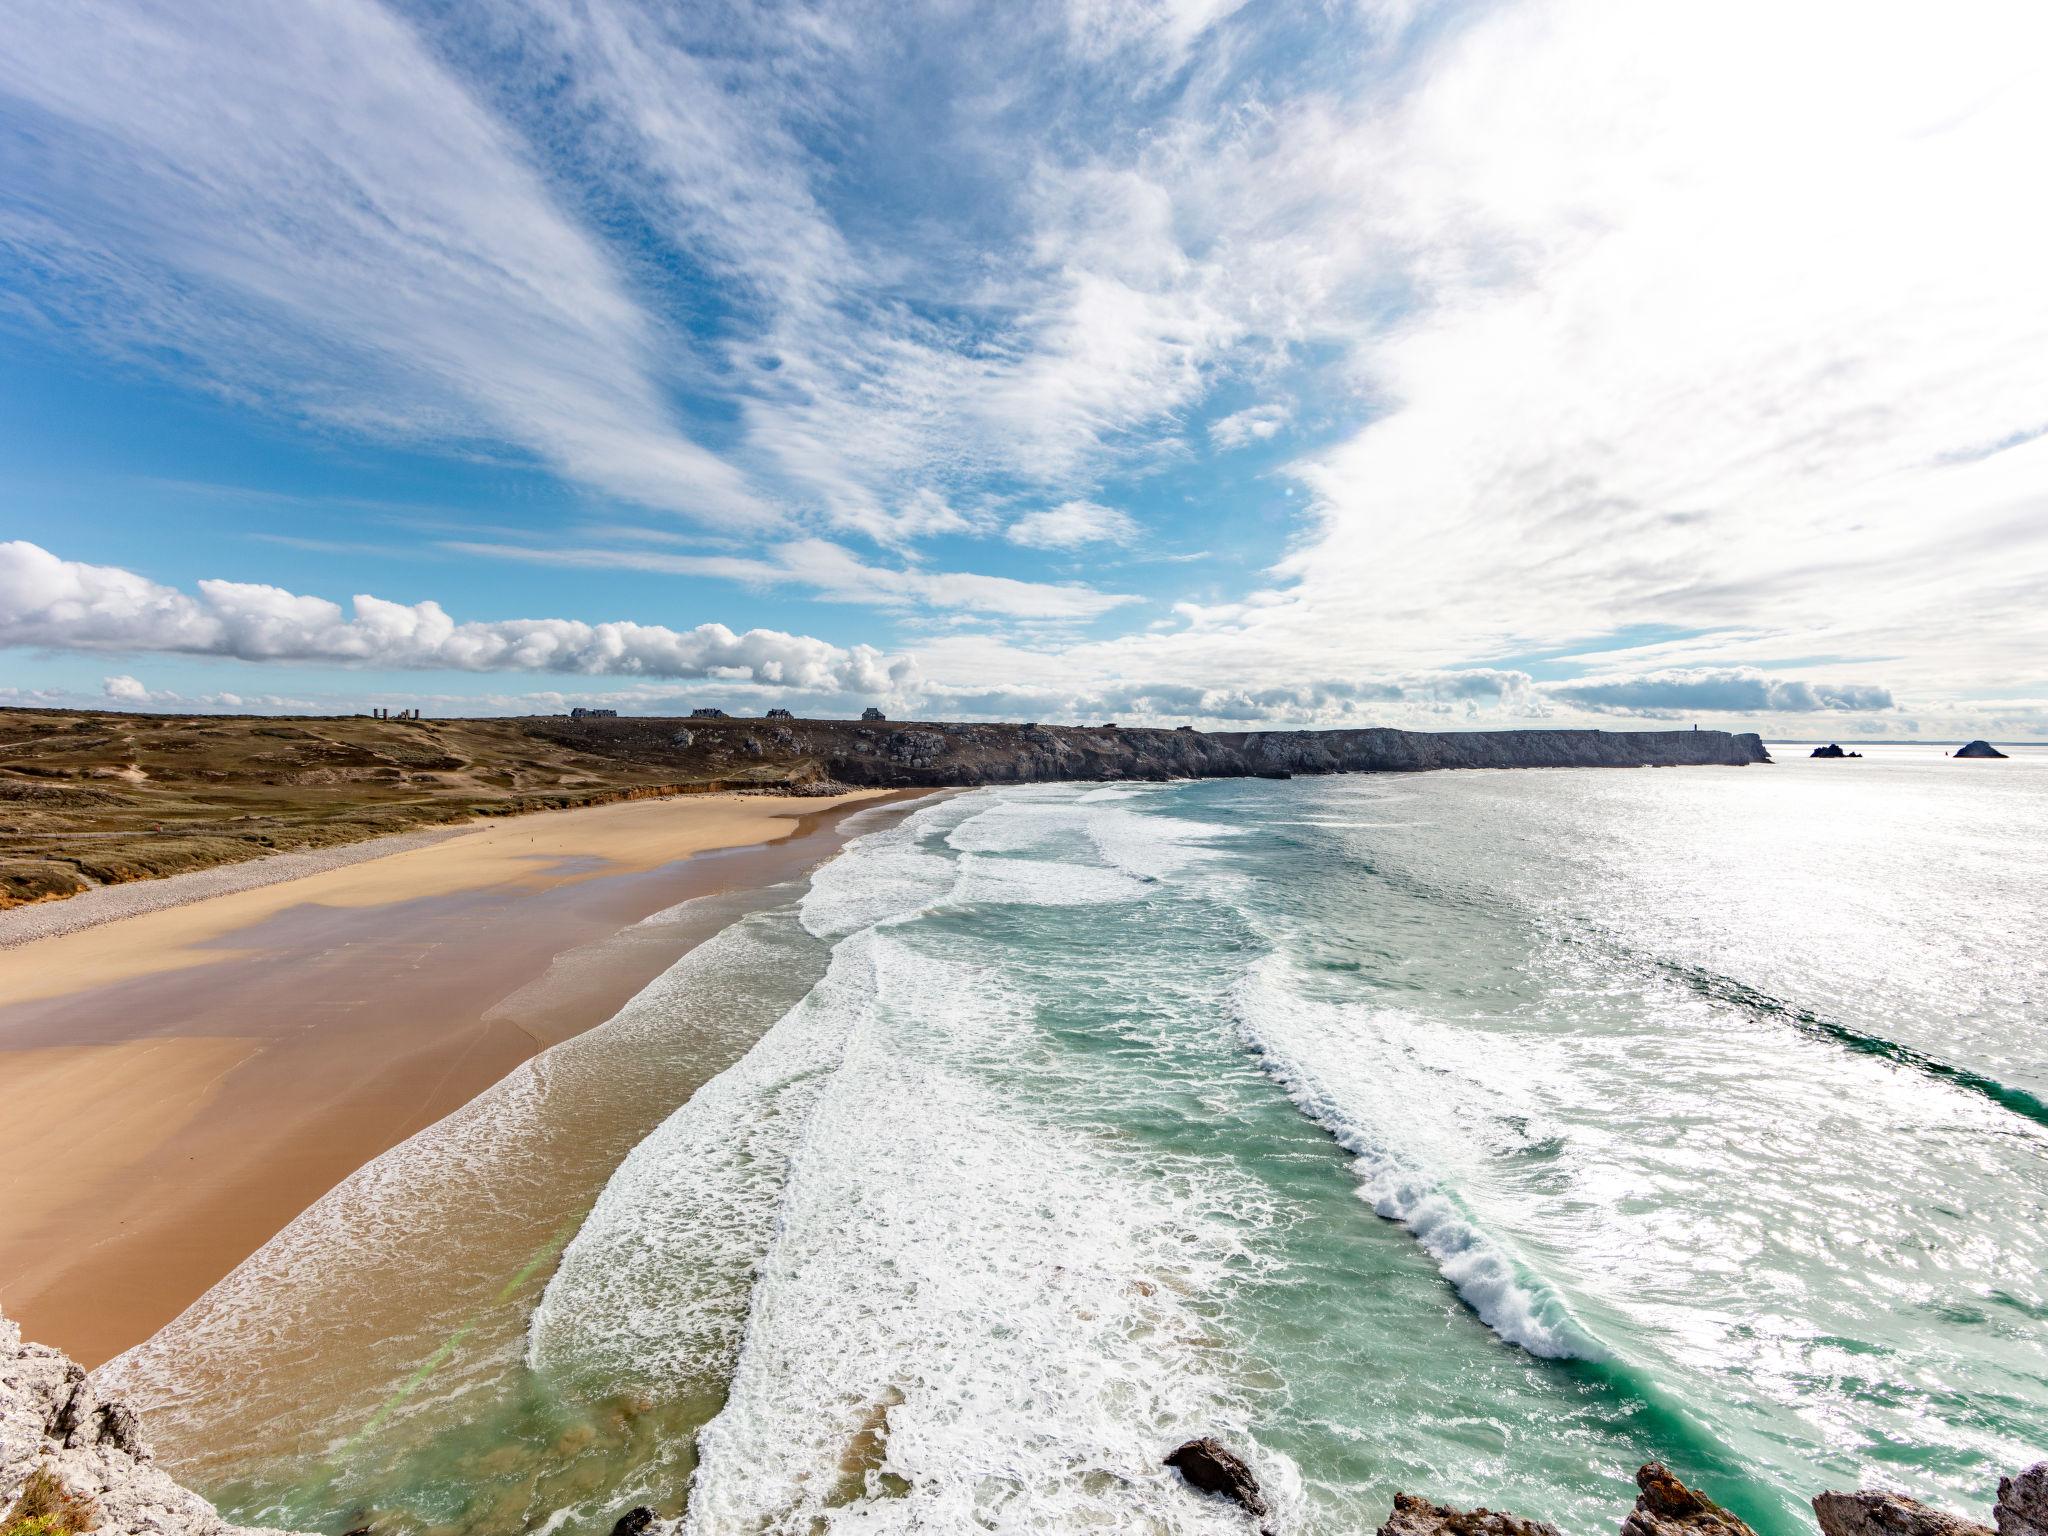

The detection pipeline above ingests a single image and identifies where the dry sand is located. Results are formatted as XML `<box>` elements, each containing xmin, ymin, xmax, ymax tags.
<box><xmin>0</xmin><ymin>789</ymin><xmax>911</xmax><ymax>1367</ymax></box>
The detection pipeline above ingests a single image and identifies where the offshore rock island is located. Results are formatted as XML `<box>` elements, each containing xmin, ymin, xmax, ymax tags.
<box><xmin>0</xmin><ymin>707</ymin><xmax>1767</xmax><ymax>910</ymax></box>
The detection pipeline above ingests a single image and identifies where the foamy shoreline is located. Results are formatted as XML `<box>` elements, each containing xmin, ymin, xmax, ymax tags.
<box><xmin>0</xmin><ymin>789</ymin><xmax>912</xmax><ymax>1368</ymax></box>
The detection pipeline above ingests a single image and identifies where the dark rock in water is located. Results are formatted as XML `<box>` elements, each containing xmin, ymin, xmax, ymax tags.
<box><xmin>1621</xmin><ymin>1463</ymin><xmax>1756</xmax><ymax>1536</ymax></box>
<box><xmin>1165</xmin><ymin>1438</ymin><xmax>1268</xmax><ymax>1526</ymax></box>
<box><xmin>609</xmin><ymin>1508</ymin><xmax>659</xmax><ymax>1536</ymax></box>
<box><xmin>1811</xmin><ymin>743</ymin><xmax>1862</xmax><ymax>758</ymax></box>
<box><xmin>1813</xmin><ymin>1490</ymin><xmax>1992</xmax><ymax>1536</ymax></box>
<box><xmin>1254</xmin><ymin>769</ymin><xmax>1293</xmax><ymax>780</ymax></box>
<box><xmin>1998</xmin><ymin>1464</ymin><xmax>2048</xmax><ymax>1536</ymax></box>
<box><xmin>1955</xmin><ymin>740</ymin><xmax>2009</xmax><ymax>759</ymax></box>
<box><xmin>1377</xmin><ymin>1491</ymin><xmax>1563</xmax><ymax>1536</ymax></box>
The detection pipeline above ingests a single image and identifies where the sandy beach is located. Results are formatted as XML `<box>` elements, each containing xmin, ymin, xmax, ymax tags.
<box><xmin>0</xmin><ymin>789</ymin><xmax>912</xmax><ymax>1368</ymax></box>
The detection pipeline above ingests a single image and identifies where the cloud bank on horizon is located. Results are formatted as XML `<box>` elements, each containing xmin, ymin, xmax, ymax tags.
<box><xmin>1</xmin><ymin>0</ymin><xmax>2044</xmax><ymax>736</ymax></box>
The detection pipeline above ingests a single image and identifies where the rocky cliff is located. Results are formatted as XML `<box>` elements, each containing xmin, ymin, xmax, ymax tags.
<box><xmin>1</xmin><ymin>1309</ymin><xmax>301</xmax><ymax>1536</ymax></box>
<box><xmin>536</xmin><ymin>719</ymin><xmax>1773</xmax><ymax>791</ymax></box>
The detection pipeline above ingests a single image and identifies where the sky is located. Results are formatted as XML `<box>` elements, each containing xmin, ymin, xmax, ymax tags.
<box><xmin>2</xmin><ymin>0</ymin><xmax>2045</xmax><ymax>736</ymax></box>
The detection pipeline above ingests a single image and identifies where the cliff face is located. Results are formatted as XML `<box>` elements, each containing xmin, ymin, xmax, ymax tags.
<box><xmin>0</xmin><ymin>1310</ymin><xmax>302</xmax><ymax>1536</ymax></box>
<box><xmin>535</xmin><ymin>719</ymin><xmax>1772</xmax><ymax>791</ymax></box>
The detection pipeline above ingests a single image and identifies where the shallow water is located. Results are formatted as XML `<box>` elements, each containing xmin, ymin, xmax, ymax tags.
<box><xmin>128</xmin><ymin>749</ymin><xmax>2047</xmax><ymax>1536</ymax></box>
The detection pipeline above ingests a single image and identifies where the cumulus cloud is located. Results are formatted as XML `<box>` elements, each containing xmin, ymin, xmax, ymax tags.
<box><xmin>2</xmin><ymin>542</ymin><xmax>916</xmax><ymax>691</ymax></box>
<box><xmin>101</xmin><ymin>674</ymin><xmax>152</xmax><ymax>703</ymax></box>
<box><xmin>1548</xmin><ymin>670</ymin><xmax>1896</xmax><ymax>717</ymax></box>
<box><xmin>1005</xmin><ymin>501</ymin><xmax>1142</xmax><ymax>551</ymax></box>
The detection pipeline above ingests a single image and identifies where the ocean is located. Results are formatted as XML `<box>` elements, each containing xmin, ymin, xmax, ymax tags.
<box><xmin>107</xmin><ymin>748</ymin><xmax>2048</xmax><ymax>1536</ymax></box>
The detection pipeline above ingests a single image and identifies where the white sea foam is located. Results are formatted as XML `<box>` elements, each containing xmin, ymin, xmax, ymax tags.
<box><xmin>524</xmin><ymin>784</ymin><xmax>1290</xmax><ymax>1530</ymax></box>
<box><xmin>799</xmin><ymin>794</ymin><xmax>983</xmax><ymax>940</ymax></box>
<box><xmin>1229</xmin><ymin>953</ymin><xmax>1594</xmax><ymax>1361</ymax></box>
<box><xmin>527</xmin><ymin>927</ymin><xmax>886</xmax><ymax>1392</ymax></box>
<box><xmin>685</xmin><ymin>930</ymin><xmax>1291</xmax><ymax>1534</ymax></box>
<box><xmin>98</xmin><ymin>901</ymin><xmax>819</xmax><ymax>1449</ymax></box>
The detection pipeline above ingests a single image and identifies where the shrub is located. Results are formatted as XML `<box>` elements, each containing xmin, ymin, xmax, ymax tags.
<box><xmin>2</xmin><ymin>1469</ymin><xmax>100</xmax><ymax>1536</ymax></box>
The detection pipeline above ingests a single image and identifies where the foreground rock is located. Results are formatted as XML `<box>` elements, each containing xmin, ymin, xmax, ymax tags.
<box><xmin>1</xmin><ymin>1308</ymin><xmax>304</xmax><ymax>1536</ymax></box>
<box><xmin>1621</xmin><ymin>1463</ymin><xmax>1758</xmax><ymax>1536</ymax></box>
<box><xmin>1376</xmin><ymin>1491</ymin><xmax>1563</xmax><ymax>1536</ymax></box>
<box><xmin>1165</xmin><ymin>1438</ymin><xmax>1270</xmax><ymax>1530</ymax></box>
<box><xmin>1814</xmin><ymin>1489</ymin><xmax>1993</xmax><ymax>1536</ymax></box>
<box><xmin>1999</xmin><ymin>1465</ymin><xmax>2048</xmax><ymax>1536</ymax></box>
<box><xmin>1955</xmin><ymin>740</ymin><xmax>2009</xmax><ymax>759</ymax></box>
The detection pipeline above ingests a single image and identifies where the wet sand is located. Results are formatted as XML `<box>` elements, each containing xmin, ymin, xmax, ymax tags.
<box><xmin>0</xmin><ymin>790</ymin><xmax>911</xmax><ymax>1367</ymax></box>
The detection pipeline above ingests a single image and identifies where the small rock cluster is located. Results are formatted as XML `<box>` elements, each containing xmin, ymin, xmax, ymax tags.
<box><xmin>2</xmin><ymin>1309</ymin><xmax>305</xmax><ymax>1536</ymax></box>
<box><xmin>1160</xmin><ymin>1437</ymin><xmax>2046</xmax><ymax>1536</ymax></box>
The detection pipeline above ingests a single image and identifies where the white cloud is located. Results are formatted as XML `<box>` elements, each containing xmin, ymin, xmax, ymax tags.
<box><xmin>101</xmin><ymin>673</ymin><xmax>152</xmax><ymax>703</ymax></box>
<box><xmin>1548</xmin><ymin>669</ymin><xmax>1896</xmax><ymax>718</ymax></box>
<box><xmin>1005</xmin><ymin>500</ymin><xmax>1142</xmax><ymax>551</ymax></box>
<box><xmin>1208</xmin><ymin>403</ymin><xmax>1291</xmax><ymax>449</ymax></box>
<box><xmin>0</xmin><ymin>0</ymin><xmax>763</xmax><ymax>525</ymax></box>
<box><xmin>1</xmin><ymin>541</ymin><xmax>915</xmax><ymax>691</ymax></box>
<box><xmin>447</xmin><ymin>537</ymin><xmax>1140</xmax><ymax>620</ymax></box>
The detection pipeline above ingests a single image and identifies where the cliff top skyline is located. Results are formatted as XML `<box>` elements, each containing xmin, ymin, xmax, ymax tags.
<box><xmin>3</xmin><ymin>0</ymin><xmax>2044</xmax><ymax>737</ymax></box>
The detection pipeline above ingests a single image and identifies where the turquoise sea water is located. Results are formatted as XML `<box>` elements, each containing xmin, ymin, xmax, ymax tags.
<box><xmin>113</xmin><ymin>749</ymin><xmax>2048</xmax><ymax>1536</ymax></box>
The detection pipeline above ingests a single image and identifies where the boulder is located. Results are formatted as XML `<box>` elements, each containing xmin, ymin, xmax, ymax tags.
<box><xmin>1813</xmin><ymin>1490</ymin><xmax>1991</xmax><ymax>1536</ymax></box>
<box><xmin>1955</xmin><ymin>740</ymin><xmax>2009</xmax><ymax>759</ymax></box>
<box><xmin>667</xmin><ymin>728</ymin><xmax>694</xmax><ymax>749</ymax></box>
<box><xmin>1998</xmin><ymin>1465</ymin><xmax>2048</xmax><ymax>1536</ymax></box>
<box><xmin>1377</xmin><ymin>1491</ymin><xmax>1563</xmax><ymax>1536</ymax></box>
<box><xmin>1620</xmin><ymin>1464</ymin><xmax>1755</xmax><ymax>1536</ymax></box>
<box><xmin>608</xmin><ymin>1508</ymin><xmax>660</xmax><ymax>1536</ymax></box>
<box><xmin>1164</xmin><ymin>1438</ymin><xmax>1268</xmax><ymax>1528</ymax></box>
<box><xmin>1810</xmin><ymin>743</ymin><xmax>1862</xmax><ymax>758</ymax></box>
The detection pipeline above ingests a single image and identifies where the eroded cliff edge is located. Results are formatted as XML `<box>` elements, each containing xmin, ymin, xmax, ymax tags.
<box><xmin>1</xmin><ymin>1309</ymin><xmax>303</xmax><ymax>1536</ymax></box>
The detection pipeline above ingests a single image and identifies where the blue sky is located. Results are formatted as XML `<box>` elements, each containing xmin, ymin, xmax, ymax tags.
<box><xmin>3</xmin><ymin>0</ymin><xmax>2045</xmax><ymax>735</ymax></box>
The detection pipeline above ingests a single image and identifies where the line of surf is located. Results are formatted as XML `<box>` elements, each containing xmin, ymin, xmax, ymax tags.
<box><xmin>1660</xmin><ymin>960</ymin><xmax>2048</xmax><ymax>1131</ymax></box>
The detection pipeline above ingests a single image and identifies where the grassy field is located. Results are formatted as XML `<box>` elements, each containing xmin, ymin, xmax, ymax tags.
<box><xmin>0</xmin><ymin>708</ymin><xmax>799</xmax><ymax>910</ymax></box>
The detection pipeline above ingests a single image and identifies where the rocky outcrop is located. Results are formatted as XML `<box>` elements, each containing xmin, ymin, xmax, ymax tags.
<box><xmin>1955</xmin><ymin>740</ymin><xmax>2009</xmax><ymax>759</ymax></box>
<box><xmin>1811</xmin><ymin>743</ymin><xmax>1862</xmax><ymax>758</ymax></box>
<box><xmin>1164</xmin><ymin>1438</ymin><xmax>1269</xmax><ymax>1530</ymax></box>
<box><xmin>1620</xmin><ymin>1464</ymin><xmax>1756</xmax><ymax>1536</ymax></box>
<box><xmin>1813</xmin><ymin>1490</ymin><xmax>1992</xmax><ymax>1536</ymax></box>
<box><xmin>1998</xmin><ymin>1465</ymin><xmax>2048</xmax><ymax>1536</ymax></box>
<box><xmin>1376</xmin><ymin>1491</ymin><xmax>1563</xmax><ymax>1536</ymax></box>
<box><xmin>2</xmin><ymin>1309</ymin><xmax>305</xmax><ymax>1536</ymax></box>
